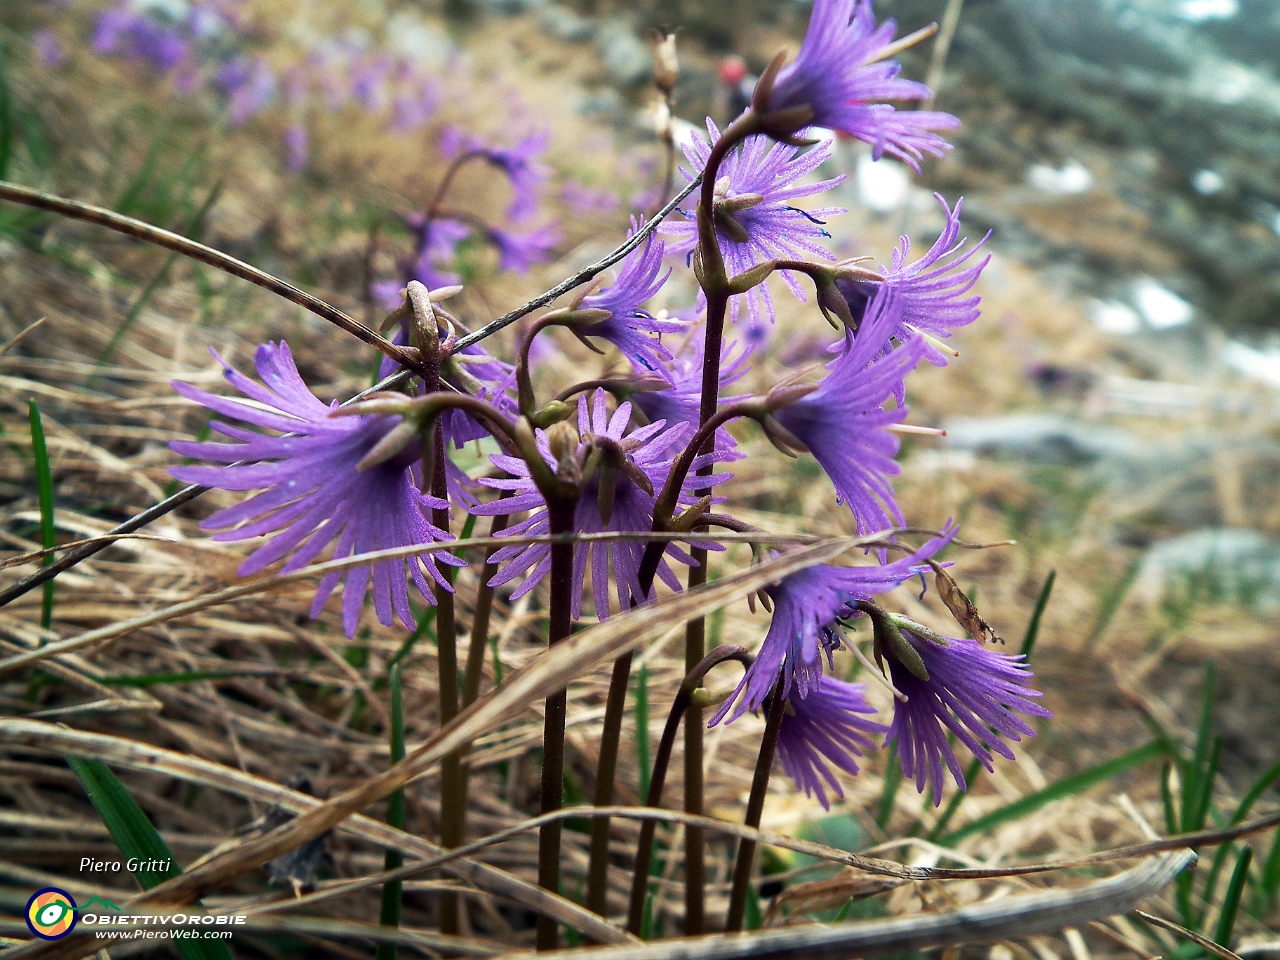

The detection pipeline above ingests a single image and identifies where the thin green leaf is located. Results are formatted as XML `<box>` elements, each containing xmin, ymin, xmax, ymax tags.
<box><xmin>1020</xmin><ymin>570</ymin><xmax>1055</xmax><ymax>658</ymax></box>
<box><xmin>388</xmin><ymin>607</ymin><xmax>435</xmax><ymax>670</ymax></box>
<box><xmin>636</xmin><ymin>662</ymin><xmax>651</xmax><ymax>803</ymax></box>
<box><xmin>942</xmin><ymin>741</ymin><xmax>1167</xmax><ymax>845</ymax></box>
<box><xmin>28</xmin><ymin>399</ymin><xmax>55</xmax><ymax>630</ymax></box>
<box><xmin>377</xmin><ymin>664</ymin><xmax>406</xmax><ymax>960</ymax></box>
<box><xmin>67</xmin><ymin>757</ymin><xmax>232</xmax><ymax>960</ymax></box>
<box><xmin>1213</xmin><ymin>847</ymin><xmax>1252</xmax><ymax>949</ymax></box>
<box><xmin>1183</xmin><ymin>663</ymin><xmax>1218</xmax><ymax>832</ymax></box>
<box><xmin>927</xmin><ymin>757</ymin><xmax>984</xmax><ymax>843</ymax></box>
<box><xmin>832</xmin><ymin>896</ymin><xmax>854</xmax><ymax>923</ymax></box>
<box><xmin>1162</xmin><ymin>763</ymin><xmax>1179</xmax><ymax>836</ymax></box>
<box><xmin>1231</xmin><ymin>762</ymin><xmax>1280</xmax><ymax>826</ymax></box>
<box><xmin>96</xmin><ymin>182</ymin><xmax>223</xmax><ymax>370</ymax></box>
<box><xmin>877</xmin><ymin>741</ymin><xmax>902</xmax><ymax>832</ymax></box>
<box><xmin>0</xmin><ymin>41</ymin><xmax>12</xmax><ymax>180</ymax></box>
<box><xmin>744</xmin><ymin>884</ymin><xmax>762</xmax><ymax>932</ymax></box>
<box><xmin>1087</xmin><ymin>556</ymin><xmax>1141</xmax><ymax>647</ymax></box>
<box><xmin>1259</xmin><ymin>825</ymin><xmax>1280</xmax><ymax>908</ymax></box>
<box><xmin>639</xmin><ymin>893</ymin><xmax>654</xmax><ymax>940</ymax></box>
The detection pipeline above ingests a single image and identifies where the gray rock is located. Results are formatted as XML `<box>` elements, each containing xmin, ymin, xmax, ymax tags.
<box><xmin>476</xmin><ymin>0</ymin><xmax>546</xmax><ymax>15</ymax></box>
<box><xmin>944</xmin><ymin>414</ymin><xmax>1136</xmax><ymax>464</ymax></box>
<box><xmin>539</xmin><ymin>5</ymin><xmax>595</xmax><ymax>42</ymax></box>
<box><xmin>1141</xmin><ymin>527</ymin><xmax>1280</xmax><ymax>611</ymax></box>
<box><xmin>574</xmin><ymin>87</ymin><xmax>624</xmax><ymax>119</ymax></box>
<box><xmin>596</xmin><ymin>22</ymin><xmax>653</xmax><ymax>88</ymax></box>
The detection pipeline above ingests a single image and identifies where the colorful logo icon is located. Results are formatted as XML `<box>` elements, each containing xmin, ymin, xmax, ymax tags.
<box><xmin>26</xmin><ymin>888</ymin><xmax>78</xmax><ymax>940</ymax></box>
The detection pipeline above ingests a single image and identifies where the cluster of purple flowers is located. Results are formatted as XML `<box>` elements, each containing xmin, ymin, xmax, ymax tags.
<box><xmin>52</xmin><ymin>0</ymin><xmax>449</xmax><ymax>173</ymax></box>
<box><xmin>169</xmin><ymin>0</ymin><xmax>1046</xmax><ymax>810</ymax></box>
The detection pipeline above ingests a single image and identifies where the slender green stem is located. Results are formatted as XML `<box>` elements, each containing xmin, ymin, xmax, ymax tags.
<box><xmin>725</xmin><ymin>687</ymin><xmax>787</xmax><ymax>932</ymax></box>
<box><xmin>537</xmin><ymin>499</ymin><xmax>578</xmax><ymax>951</ymax></box>
<box><xmin>626</xmin><ymin>647</ymin><xmax>751</xmax><ymax>935</ymax></box>
<box><xmin>377</xmin><ymin>664</ymin><xmax>407</xmax><ymax>960</ymax></box>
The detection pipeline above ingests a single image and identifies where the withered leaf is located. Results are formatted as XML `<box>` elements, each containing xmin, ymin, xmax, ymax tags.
<box><xmin>930</xmin><ymin>561</ymin><xmax>1003</xmax><ymax>645</ymax></box>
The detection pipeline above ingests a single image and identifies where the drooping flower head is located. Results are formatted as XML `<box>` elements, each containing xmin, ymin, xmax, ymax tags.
<box><xmin>776</xmin><ymin>677</ymin><xmax>889</xmax><ymax>810</ymax></box>
<box><xmin>169</xmin><ymin>342</ymin><xmax>461</xmax><ymax>637</ymax></box>
<box><xmin>769</xmin><ymin>285</ymin><xmax>925</xmax><ymax>533</ymax></box>
<box><xmin>883</xmin><ymin>621</ymin><xmax>1051</xmax><ymax>804</ymax></box>
<box><xmin>663</xmin><ymin>120</ymin><xmax>845</xmax><ymax>328</ymax></box>
<box><xmin>835</xmin><ymin>195</ymin><xmax>989</xmax><ymax>365</ymax></box>
<box><xmin>490</xmin><ymin>223</ymin><xmax>561</xmax><ymax>274</ymax></box>
<box><xmin>441</xmin><ymin>127</ymin><xmax>551</xmax><ymax>223</ymax></box>
<box><xmin>575</xmin><ymin>221</ymin><xmax>681</xmax><ymax>373</ymax></box>
<box><xmin>217</xmin><ymin>56</ymin><xmax>277</xmax><ymax>126</ymax></box>
<box><xmin>755</xmin><ymin>0</ymin><xmax>959</xmax><ymax>169</ymax></box>
<box><xmin>712</xmin><ymin>522</ymin><xmax>955</xmax><ymax>725</ymax></box>
<box><xmin>476</xmin><ymin>390</ymin><xmax>728</xmax><ymax>619</ymax></box>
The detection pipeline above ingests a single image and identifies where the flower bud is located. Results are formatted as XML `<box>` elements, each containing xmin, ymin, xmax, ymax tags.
<box><xmin>653</xmin><ymin>32</ymin><xmax>678</xmax><ymax>95</ymax></box>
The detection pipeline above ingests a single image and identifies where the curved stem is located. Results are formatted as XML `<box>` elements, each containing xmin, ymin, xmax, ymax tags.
<box><xmin>681</xmin><ymin>110</ymin><xmax>760</xmax><ymax>935</ymax></box>
<box><xmin>585</xmin><ymin>649</ymin><xmax>636</xmax><ymax>920</ymax></box>
<box><xmin>536</xmin><ymin>498</ymin><xmax>579</xmax><ymax>951</ymax></box>
<box><xmin>0</xmin><ymin>180</ymin><xmax>427</xmax><ymax>377</ymax></box>
<box><xmin>725</xmin><ymin>686</ymin><xmax>787</xmax><ymax>932</ymax></box>
<box><xmin>426</xmin><ymin>151</ymin><xmax>489</xmax><ymax>220</ymax></box>
<box><xmin>625</xmin><ymin>646</ymin><xmax>752</xmax><ymax>935</ymax></box>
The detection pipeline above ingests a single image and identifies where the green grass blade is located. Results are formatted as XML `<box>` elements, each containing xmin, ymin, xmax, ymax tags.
<box><xmin>832</xmin><ymin>896</ymin><xmax>854</xmax><ymax>923</ymax></box>
<box><xmin>1162</xmin><ymin>763</ymin><xmax>1178</xmax><ymax>835</ymax></box>
<box><xmin>1213</xmin><ymin>846</ymin><xmax>1252</xmax><ymax>948</ymax></box>
<box><xmin>96</xmin><ymin>182</ymin><xmax>223</xmax><ymax>370</ymax></box>
<box><xmin>67</xmin><ymin>757</ymin><xmax>232</xmax><ymax>959</ymax></box>
<box><xmin>0</xmin><ymin>41</ymin><xmax>12</xmax><ymax>180</ymax></box>
<box><xmin>636</xmin><ymin>662</ymin><xmax>651</xmax><ymax>802</ymax></box>
<box><xmin>377</xmin><ymin>664</ymin><xmax>406</xmax><ymax>960</ymax></box>
<box><xmin>1020</xmin><ymin>570</ymin><xmax>1055</xmax><ymax>658</ymax></box>
<box><xmin>639</xmin><ymin>892</ymin><xmax>655</xmax><ymax>940</ymax></box>
<box><xmin>1259</xmin><ymin>825</ymin><xmax>1280</xmax><ymax>909</ymax></box>
<box><xmin>877</xmin><ymin>741</ymin><xmax>902</xmax><ymax>831</ymax></box>
<box><xmin>927</xmin><ymin>757</ymin><xmax>984</xmax><ymax>842</ymax></box>
<box><xmin>28</xmin><ymin>400</ymin><xmax>56</xmax><ymax>630</ymax></box>
<box><xmin>942</xmin><ymin>741</ymin><xmax>1167</xmax><ymax>845</ymax></box>
<box><xmin>1232</xmin><ymin>761</ymin><xmax>1280</xmax><ymax>825</ymax></box>
<box><xmin>1087</xmin><ymin>556</ymin><xmax>1141</xmax><ymax>647</ymax></box>
<box><xmin>744</xmin><ymin>884</ymin><xmax>762</xmax><ymax>931</ymax></box>
<box><xmin>1192</xmin><ymin>737</ymin><xmax>1223</xmax><ymax>832</ymax></box>
<box><xmin>1182</xmin><ymin>662</ymin><xmax>1217</xmax><ymax>831</ymax></box>
<box><xmin>388</xmin><ymin>607</ymin><xmax>435</xmax><ymax>670</ymax></box>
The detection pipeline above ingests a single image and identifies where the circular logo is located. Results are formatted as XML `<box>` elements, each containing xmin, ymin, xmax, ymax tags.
<box><xmin>26</xmin><ymin>888</ymin><xmax>78</xmax><ymax>940</ymax></box>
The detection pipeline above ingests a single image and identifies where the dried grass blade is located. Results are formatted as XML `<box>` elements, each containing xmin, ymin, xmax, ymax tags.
<box><xmin>515</xmin><ymin>852</ymin><xmax>1196</xmax><ymax>960</ymax></box>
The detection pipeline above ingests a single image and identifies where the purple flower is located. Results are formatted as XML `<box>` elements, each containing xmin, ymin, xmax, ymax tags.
<box><xmin>218</xmin><ymin>57</ymin><xmax>276</xmax><ymax>126</ymax></box>
<box><xmin>490</xmin><ymin>223</ymin><xmax>560</xmax><ymax>274</ymax></box>
<box><xmin>351</xmin><ymin>53</ymin><xmax>393</xmax><ymax>112</ymax></box>
<box><xmin>33</xmin><ymin>29</ymin><xmax>66</xmax><ymax>69</ymax></box>
<box><xmin>663</xmin><ymin>120</ymin><xmax>845</xmax><ymax>327</ymax></box>
<box><xmin>285</xmin><ymin>123</ymin><xmax>308</xmax><ymax>172</ymax></box>
<box><xmin>769</xmin><ymin>285</ymin><xmax>925</xmax><ymax>533</ymax></box>
<box><xmin>758</xmin><ymin>0</ymin><xmax>959</xmax><ymax>169</ymax></box>
<box><xmin>442</xmin><ymin>127</ymin><xmax>551</xmax><ymax>223</ymax></box>
<box><xmin>476</xmin><ymin>390</ymin><xmax>726</xmax><ymax>619</ymax></box>
<box><xmin>632</xmin><ymin>332</ymin><xmax>750</xmax><ymax>456</ymax></box>
<box><xmin>576</xmin><ymin>224</ymin><xmax>680</xmax><ymax>373</ymax></box>
<box><xmin>168</xmin><ymin>342</ymin><xmax>461</xmax><ymax>637</ymax></box>
<box><xmin>776</xmin><ymin>677</ymin><xmax>888</xmax><ymax>810</ymax></box>
<box><xmin>94</xmin><ymin>7</ymin><xmax>189</xmax><ymax>72</ymax></box>
<box><xmin>390</xmin><ymin>74</ymin><xmax>441</xmax><ymax>132</ymax></box>
<box><xmin>885</xmin><ymin>624</ymin><xmax>1050</xmax><ymax>804</ymax></box>
<box><xmin>561</xmin><ymin>181</ymin><xmax>619</xmax><ymax>215</ymax></box>
<box><xmin>712</xmin><ymin>523</ymin><xmax>954</xmax><ymax>724</ymax></box>
<box><xmin>835</xmin><ymin>196</ymin><xmax>989</xmax><ymax>365</ymax></box>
